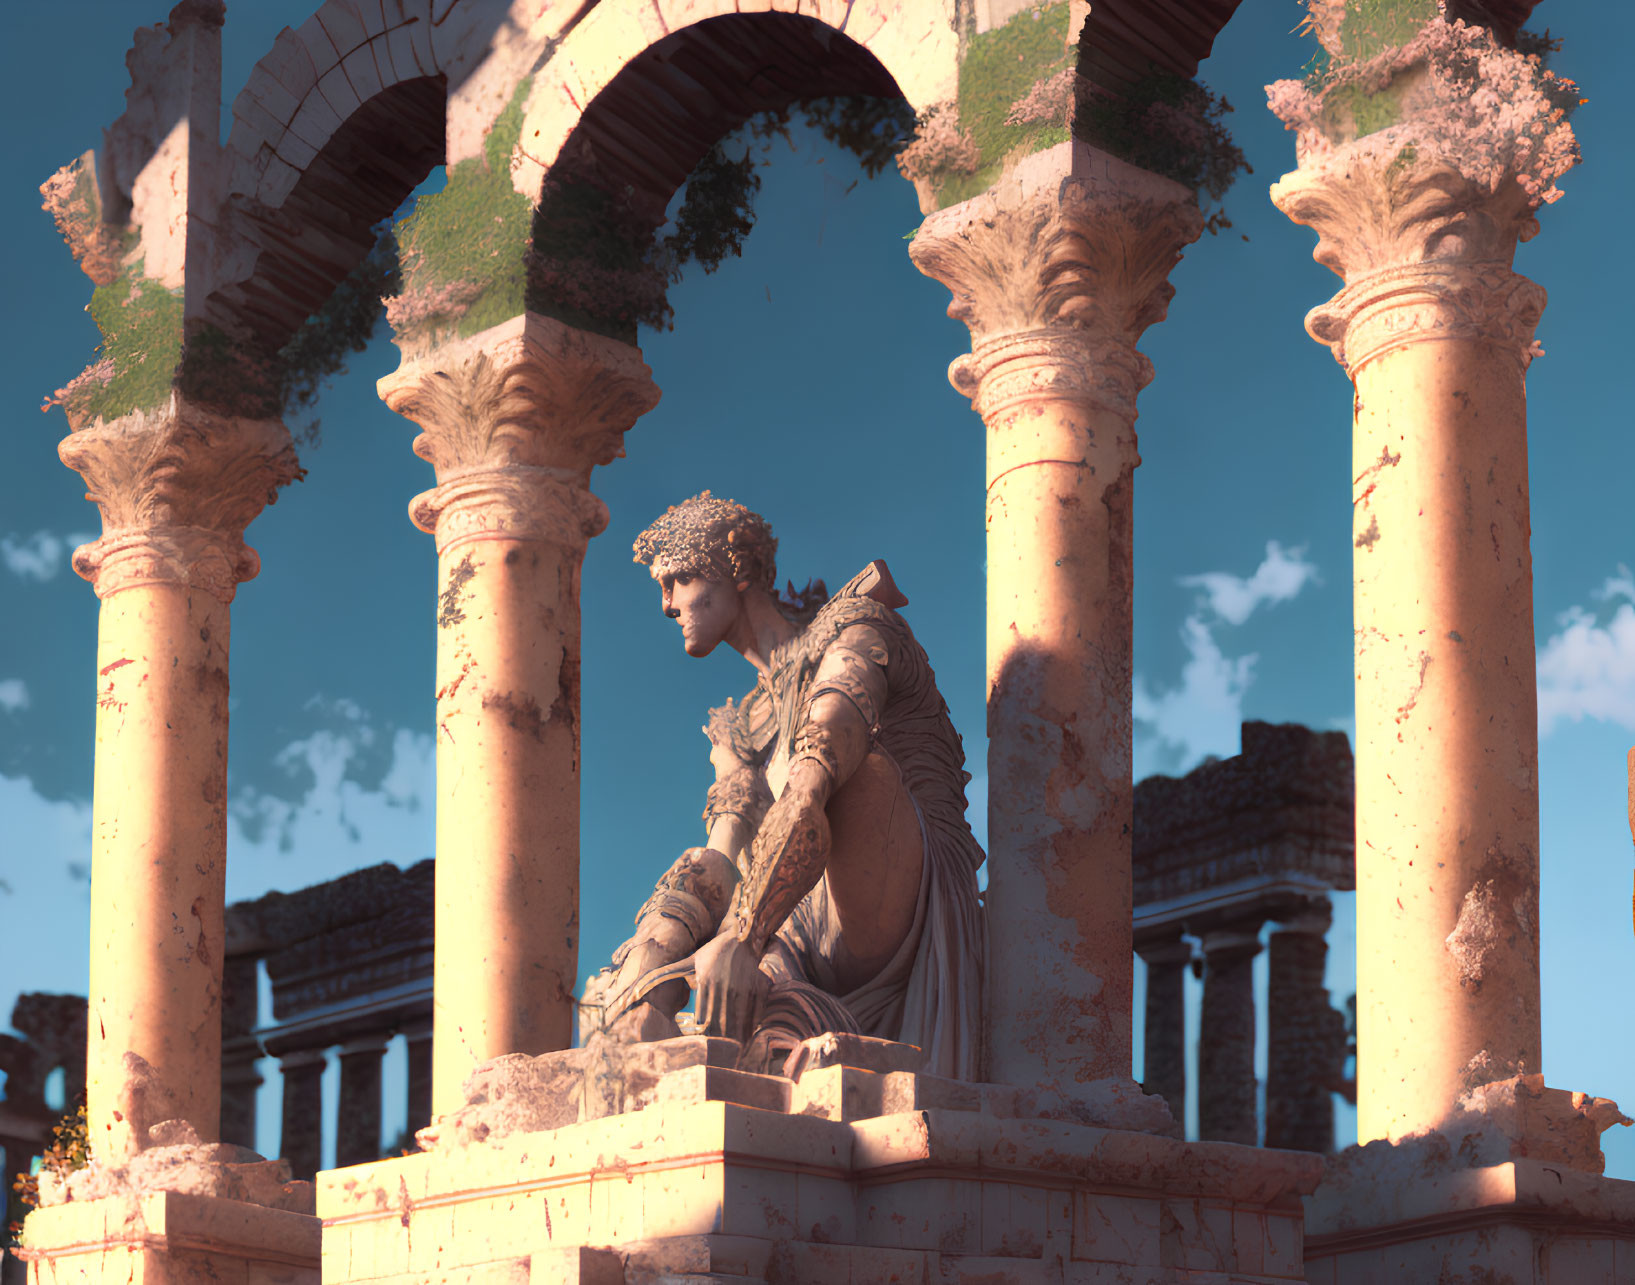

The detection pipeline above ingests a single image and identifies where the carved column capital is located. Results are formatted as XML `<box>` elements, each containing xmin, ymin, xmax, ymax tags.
<box><xmin>910</xmin><ymin>142</ymin><xmax>1203</xmax><ymax>425</ymax></box>
<box><xmin>380</xmin><ymin>312</ymin><xmax>661</xmax><ymax>556</ymax></box>
<box><xmin>57</xmin><ymin>397</ymin><xmax>302</xmax><ymax>603</ymax></box>
<box><xmin>1268</xmin><ymin>19</ymin><xmax>1579</xmax><ymax>378</ymax></box>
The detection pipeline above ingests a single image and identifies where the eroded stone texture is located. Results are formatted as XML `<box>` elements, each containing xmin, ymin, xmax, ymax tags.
<box><xmin>59</xmin><ymin>398</ymin><xmax>301</xmax><ymax>1160</ymax></box>
<box><xmin>379</xmin><ymin>312</ymin><xmax>660</xmax><ymax>1115</ymax></box>
<box><xmin>1269</xmin><ymin>12</ymin><xmax>1580</xmax><ymax>1146</ymax></box>
<box><xmin>910</xmin><ymin>141</ymin><xmax>1202</xmax><ymax>1102</ymax></box>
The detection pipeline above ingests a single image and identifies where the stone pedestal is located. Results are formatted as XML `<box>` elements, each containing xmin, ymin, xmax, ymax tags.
<box><xmin>318</xmin><ymin>1036</ymin><xmax>1321</xmax><ymax>1284</ymax></box>
<box><xmin>379</xmin><ymin>313</ymin><xmax>660</xmax><ymax>1117</ymax></box>
<box><xmin>16</xmin><ymin>1192</ymin><xmax>317</xmax><ymax>1285</ymax></box>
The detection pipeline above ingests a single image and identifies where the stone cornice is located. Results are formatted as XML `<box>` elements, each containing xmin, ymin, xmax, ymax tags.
<box><xmin>910</xmin><ymin>143</ymin><xmax>1203</xmax><ymax>425</ymax></box>
<box><xmin>57</xmin><ymin>398</ymin><xmax>301</xmax><ymax>603</ymax></box>
<box><xmin>379</xmin><ymin>313</ymin><xmax>660</xmax><ymax>554</ymax></box>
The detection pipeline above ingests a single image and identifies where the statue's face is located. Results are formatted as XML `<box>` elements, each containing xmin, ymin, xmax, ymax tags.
<box><xmin>652</xmin><ymin>560</ymin><xmax>741</xmax><ymax>658</ymax></box>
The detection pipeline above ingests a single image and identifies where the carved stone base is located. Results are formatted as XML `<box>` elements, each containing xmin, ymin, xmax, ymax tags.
<box><xmin>13</xmin><ymin>1191</ymin><xmax>319</xmax><ymax>1285</ymax></box>
<box><xmin>320</xmin><ymin>1039</ymin><xmax>1321</xmax><ymax>1284</ymax></box>
<box><xmin>1305</xmin><ymin>1159</ymin><xmax>1635</xmax><ymax>1283</ymax></box>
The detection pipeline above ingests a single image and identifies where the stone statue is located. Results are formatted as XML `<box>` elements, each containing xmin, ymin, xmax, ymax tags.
<box><xmin>581</xmin><ymin>492</ymin><xmax>985</xmax><ymax>1080</ymax></box>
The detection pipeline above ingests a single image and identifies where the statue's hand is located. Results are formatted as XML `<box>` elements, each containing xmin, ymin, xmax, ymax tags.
<box><xmin>692</xmin><ymin>932</ymin><xmax>769</xmax><ymax>1044</ymax></box>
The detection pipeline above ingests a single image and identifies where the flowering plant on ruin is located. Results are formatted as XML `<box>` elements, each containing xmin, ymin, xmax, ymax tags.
<box><xmin>1267</xmin><ymin>15</ymin><xmax>1583</xmax><ymax>210</ymax></box>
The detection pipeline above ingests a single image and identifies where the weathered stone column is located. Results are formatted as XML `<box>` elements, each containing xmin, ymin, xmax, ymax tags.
<box><xmin>277</xmin><ymin>1048</ymin><xmax>325</xmax><ymax>1182</ymax></box>
<box><xmin>335</xmin><ymin>1035</ymin><xmax>388</xmax><ymax>1168</ymax></box>
<box><xmin>405</xmin><ymin>1021</ymin><xmax>433</xmax><ymax>1135</ymax></box>
<box><xmin>1269</xmin><ymin>25</ymin><xmax>1579</xmax><ymax>1142</ymax></box>
<box><xmin>219</xmin><ymin>953</ymin><xmax>263</xmax><ymax>1149</ymax></box>
<box><xmin>380</xmin><ymin>313</ymin><xmax>660</xmax><ymax>1115</ymax></box>
<box><xmin>58</xmin><ymin>400</ymin><xmax>300</xmax><ymax>1159</ymax></box>
<box><xmin>1197</xmin><ymin>923</ymin><xmax>1261</xmax><ymax>1145</ymax></box>
<box><xmin>1137</xmin><ymin>937</ymin><xmax>1191</xmax><ymax>1122</ymax></box>
<box><xmin>1265</xmin><ymin>900</ymin><xmax>1340</xmax><ymax>1153</ymax></box>
<box><xmin>911</xmin><ymin>143</ymin><xmax>1201</xmax><ymax>1095</ymax></box>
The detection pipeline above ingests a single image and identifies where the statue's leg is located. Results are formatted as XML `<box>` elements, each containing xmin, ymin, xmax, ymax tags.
<box><xmin>821</xmin><ymin>749</ymin><xmax>926</xmax><ymax>996</ymax></box>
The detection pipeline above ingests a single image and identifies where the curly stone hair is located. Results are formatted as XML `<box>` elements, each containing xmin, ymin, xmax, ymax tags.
<box><xmin>632</xmin><ymin>491</ymin><xmax>828</xmax><ymax>623</ymax></box>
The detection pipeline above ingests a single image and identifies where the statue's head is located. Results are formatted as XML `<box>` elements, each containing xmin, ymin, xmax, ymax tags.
<box><xmin>633</xmin><ymin>491</ymin><xmax>777</xmax><ymax>657</ymax></box>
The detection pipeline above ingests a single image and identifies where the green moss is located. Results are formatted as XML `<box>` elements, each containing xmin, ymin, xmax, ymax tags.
<box><xmin>394</xmin><ymin>77</ymin><xmax>532</xmax><ymax>342</ymax></box>
<box><xmin>1322</xmin><ymin>75</ymin><xmax>1410</xmax><ymax>139</ymax></box>
<box><xmin>942</xmin><ymin>2</ymin><xmax>1073</xmax><ymax>205</ymax></box>
<box><xmin>79</xmin><ymin>257</ymin><xmax>183</xmax><ymax>422</ymax></box>
<box><xmin>1337</xmin><ymin>0</ymin><xmax>1439</xmax><ymax>63</ymax></box>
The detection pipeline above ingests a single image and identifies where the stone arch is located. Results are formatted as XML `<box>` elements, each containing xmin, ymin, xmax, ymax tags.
<box><xmin>514</xmin><ymin>0</ymin><xmax>957</xmax><ymax>199</ymax></box>
<box><xmin>202</xmin><ymin>0</ymin><xmax>522</xmax><ymax>351</ymax></box>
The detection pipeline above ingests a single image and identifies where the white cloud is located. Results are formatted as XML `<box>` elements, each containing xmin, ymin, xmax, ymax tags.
<box><xmin>1</xmin><ymin>531</ymin><xmax>95</xmax><ymax>583</ymax></box>
<box><xmin>227</xmin><ymin>712</ymin><xmax>434</xmax><ymax>901</ymax></box>
<box><xmin>1134</xmin><ymin>617</ymin><xmax>1256</xmax><ymax>779</ymax></box>
<box><xmin>1177</xmin><ymin>541</ymin><xmax>1320</xmax><ymax>626</ymax></box>
<box><xmin>0</xmin><ymin>679</ymin><xmax>29</xmax><ymax>714</ymax></box>
<box><xmin>1536</xmin><ymin>571</ymin><xmax>1635</xmax><ymax>737</ymax></box>
<box><xmin>1134</xmin><ymin>542</ymin><xmax>1321</xmax><ymax>779</ymax></box>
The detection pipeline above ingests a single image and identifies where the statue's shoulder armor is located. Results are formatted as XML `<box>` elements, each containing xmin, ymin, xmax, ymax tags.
<box><xmin>800</xmin><ymin>559</ymin><xmax>912</xmax><ymax>665</ymax></box>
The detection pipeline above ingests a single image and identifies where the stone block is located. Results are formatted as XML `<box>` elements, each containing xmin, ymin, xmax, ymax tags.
<box><xmin>1261</xmin><ymin>1211</ymin><xmax>1303</xmax><ymax>1279</ymax></box>
<box><xmin>857</xmin><ymin>1178</ymin><xmax>980</xmax><ymax>1253</ymax></box>
<box><xmin>317</xmin><ymin>3</ymin><xmax>369</xmax><ymax>57</ymax></box>
<box><xmin>296</xmin><ymin>14</ymin><xmax>342</xmax><ymax>78</ymax></box>
<box><xmin>1158</xmin><ymin>1199</ymin><xmax>1234</xmax><ymax>1272</ymax></box>
<box><xmin>658</xmin><ymin>1064</ymin><xmax>791</xmax><ymax>1114</ymax></box>
<box><xmin>794</xmin><ymin>1066</ymin><xmax>886</xmax><ymax>1121</ymax></box>
<box><xmin>588</xmin><ymin>1169</ymin><xmax>644</xmax><ymax>1244</ymax></box>
<box><xmin>317</xmin><ymin>65</ymin><xmax>363</xmax><ymax>122</ymax></box>
<box><xmin>1230</xmin><ymin>1208</ymin><xmax>1264</xmax><ymax>1276</ymax></box>
<box><xmin>979</xmin><ymin>1180</ymin><xmax>1048</xmax><ymax>1258</ymax></box>
<box><xmin>1071</xmin><ymin>1192</ymin><xmax>1160</xmax><ymax>1265</ymax></box>
<box><xmin>529</xmin><ymin>1247</ymin><xmax>624</xmax><ymax>1285</ymax></box>
<box><xmin>1545</xmin><ymin>1236</ymin><xmax>1617</xmax><ymax>1283</ymax></box>
<box><xmin>934</xmin><ymin>1254</ymin><xmax>1058</xmax><ymax>1284</ymax></box>
<box><xmin>639</xmin><ymin>1164</ymin><xmax>722</xmax><ymax>1240</ymax></box>
<box><xmin>384</xmin><ymin>23</ymin><xmax>429</xmax><ymax>81</ymax></box>
<box><xmin>720</xmin><ymin>1159</ymin><xmax>798</xmax><ymax>1239</ymax></box>
<box><xmin>879</xmin><ymin>1073</ymin><xmax>979</xmax><ymax>1117</ymax></box>
<box><xmin>798</xmin><ymin>1171</ymin><xmax>857</xmax><ymax>1244</ymax></box>
<box><xmin>343</xmin><ymin>45</ymin><xmax>387</xmax><ymax>104</ymax></box>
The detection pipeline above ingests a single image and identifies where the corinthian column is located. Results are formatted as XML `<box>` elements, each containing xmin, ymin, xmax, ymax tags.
<box><xmin>380</xmin><ymin>313</ymin><xmax>659</xmax><ymax>1115</ymax></box>
<box><xmin>1268</xmin><ymin>20</ymin><xmax>1579</xmax><ymax>1144</ymax></box>
<box><xmin>59</xmin><ymin>397</ymin><xmax>301</xmax><ymax>1159</ymax></box>
<box><xmin>911</xmin><ymin>143</ymin><xmax>1202</xmax><ymax>1095</ymax></box>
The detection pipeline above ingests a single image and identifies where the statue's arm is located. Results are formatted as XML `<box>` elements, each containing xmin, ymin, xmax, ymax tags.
<box><xmin>731</xmin><ymin>624</ymin><xmax>890</xmax><ymax>956</ymax></box>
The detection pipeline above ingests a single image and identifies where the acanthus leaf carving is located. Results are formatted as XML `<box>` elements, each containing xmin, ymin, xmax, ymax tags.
<box><xmin>380</xmin><ymin>312</ymin><xmax>661</xmax><ymax>483</ymax></box>
<box><xmin>379</xmin><ymin>312</ymin><xmax>660</xmax><ymax>555</ymax></box>
<box><xmin>58</xmin><ymin>396</ymin><xmax>303</xmax><ymax>602</ymax></box>
<box><xmin>910</xmin><ymin>143</ymin><xmax>1202</xmax><ymax>425</ymax></box>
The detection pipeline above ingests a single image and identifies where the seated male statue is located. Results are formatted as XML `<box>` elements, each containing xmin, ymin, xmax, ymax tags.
<box><xmin>581</xmin><ymin>491</ymin><xmax>985</xmax><ymax>1080</ymax></box>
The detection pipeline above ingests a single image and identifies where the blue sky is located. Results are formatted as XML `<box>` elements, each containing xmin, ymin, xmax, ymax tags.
<box><xmin>2</xmin><ymin>1</ymin><xmax>1632</xmax><ymax>1173</ymax></box>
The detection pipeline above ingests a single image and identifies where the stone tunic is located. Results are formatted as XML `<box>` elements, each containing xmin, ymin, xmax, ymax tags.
<box><xmin>710</xmin><ymin>564</ymin><xmax>986</xmax><ymax>1080</ymax></box>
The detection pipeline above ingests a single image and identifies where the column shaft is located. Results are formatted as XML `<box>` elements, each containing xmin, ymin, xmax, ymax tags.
<box><xmin>1139</xmin><ymin>940</ymin><xmax>1190</xmax><ymax>1122</ymax></box>
<box><xmin>1266</xmin><ymin>912</ymin><xmax>1338</xmax><ymax>1153</ymax></box>
<box><xmin>278</xmin><ymin>1050</ymin><xmax>324</xmax><ymax>1182</ymax></box>
<box><xmin>432</xmin><ymin>534</ymin><xmax>584</xmax><ymax>1114</ymax></box>
<box><xmin>1352</xmin><ymin>335</ymin><xmax>1540</xmax><ymax>1140</ymax></box>
<box><xmin>406</xmin><ymin>1026</ymin><xmax>433</xmax><ymax>1136</ymax></box>
<box><xmin>1198</xmin><ymin>928</ymin><xmax>1260</xmax><ymax>1145</ymax></box>
<box><xmin>87</xmin><ymin>584</ymin><xmax>229</xmax><ymax>1152</ymax></box>
<box><xmin>986</xmin><ymin>395</ymin><xmax>1135</xmax><ymax>1087</ymax></box>
<box><xmin>336</xmin><ymin>1037</ymin><xmax>388</xmax><ymax>1168</ymax></box>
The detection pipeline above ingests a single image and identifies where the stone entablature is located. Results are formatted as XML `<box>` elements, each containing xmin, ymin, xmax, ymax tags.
<box><xmin>1133</xmin><ymin>720</ymin><xmax>1354</xmax><ymax>935</ymax></box>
